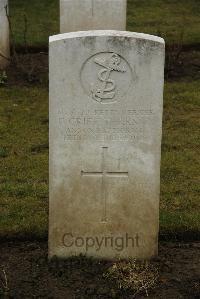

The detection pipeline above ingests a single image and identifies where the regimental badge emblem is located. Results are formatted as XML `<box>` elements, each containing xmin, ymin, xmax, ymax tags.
<box><xmin>81</xmin><ymin>52</ymin><xmax>133</xmax><ymax>104</ymax></box>
<box><xmin>92</xmin><ymin>53</ymin><xmax>126</xmax><ymax>103</ymax></box>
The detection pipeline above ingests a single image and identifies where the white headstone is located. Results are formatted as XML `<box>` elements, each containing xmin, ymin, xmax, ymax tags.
<box><xmin>60</xmin><ymin>0</ymin><xmax>127</xmax><ymax>33</ymax></box>
<box><xmin>49</xmin><ymin>30</ymin><xmax>165</xmax><ymax>259</ymax></box>
<box><xmin>0</xmin><ymin>0</ymin><xmax>9</xmax><ymax>69</ymax></box>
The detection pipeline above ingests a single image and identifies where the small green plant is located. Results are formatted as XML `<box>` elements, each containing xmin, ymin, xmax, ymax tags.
<box><xmin>0</xmin><ymin>71</ymin><xmax>8</xmax><ymax>86</ymax></box>
<box><xmin>0</xmin><ymin>147</ymin><xmax>9</xmax><ymax>158</ymax></box>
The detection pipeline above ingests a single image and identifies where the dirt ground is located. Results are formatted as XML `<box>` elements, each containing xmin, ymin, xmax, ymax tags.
<box><xmin>0</xmin><ymin>241</ymin><xmax>200</xmax><ymax>298</ymax></box>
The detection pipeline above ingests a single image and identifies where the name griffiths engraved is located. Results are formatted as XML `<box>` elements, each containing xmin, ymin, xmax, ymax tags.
<box><xmin>92</xmin><ymin>53</ymin><xmax>126</xmax><ymax>103</ymax></box>
<box><xmin>81</xmin><ymin>52</ymin><xmax>133</xmax><ymax>104</ymax></box>
<box><xmin>58</xmin><ymin>108</ymin><xmax>154</xmax><ymax>141</ymax></box>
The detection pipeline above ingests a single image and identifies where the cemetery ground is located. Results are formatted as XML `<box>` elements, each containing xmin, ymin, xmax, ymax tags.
<box><xmin>0</xmin><ymin>54</ymin><xmax>199</xmax><ymax>299</ymax></box>
<box><xmin>0</xmin><ymin>0</ymin><xmax>200</xmax><ymax>298</ymax></box>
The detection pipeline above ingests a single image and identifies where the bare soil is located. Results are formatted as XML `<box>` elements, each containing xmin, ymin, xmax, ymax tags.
<box><xmin>5</xmin><ymin>53</ymin><xmax>48</xmax><ymax>87</ymax></box>
<box><xmin>0</xmin><ymin>241</ymin><xmax>200</xmax><ymax>299</ymax></box>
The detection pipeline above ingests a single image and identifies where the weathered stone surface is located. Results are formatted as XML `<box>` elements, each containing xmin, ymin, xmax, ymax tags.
<box><xmin>49</xmin><ymin>30</ymin><xmax>165</xmax><ymax>259</ymax></box>
<box><xmin>60</xmin><ymin>0</ymin><xmax>127</xmax><ymax>33</ymax></box>
<box><xmin>0</xmin><ymin>0</ymin><xmax>9</xmax><ymax>69</ymax></box>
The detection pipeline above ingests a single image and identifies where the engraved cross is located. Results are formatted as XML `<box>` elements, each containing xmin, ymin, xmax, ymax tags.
<box><xmin>81</xmin><ymin>147</ymin><xmax>129</xmax><ymax>222</ymax></box>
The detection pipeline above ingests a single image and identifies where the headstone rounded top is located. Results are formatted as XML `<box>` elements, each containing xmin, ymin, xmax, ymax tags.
<box><xmin>49</xmin><ymin>25</ymin><xmax>165</xmax><ymax>260</ymax></box>
<box><xmin>49</xmin><ymin>30</ymin><xmax>165</xmax><ymax>45</ymax></box>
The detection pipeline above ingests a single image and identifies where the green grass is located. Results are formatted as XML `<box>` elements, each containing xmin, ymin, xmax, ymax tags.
<box><xmin>127</xmin><ymin>0</ymin><xmax>200</xmax><ymax>46</ymax></box>
<box><xmin>0</xmin><ymin>87</ymin><xmax>48</xmax><ymax>237</ymax></box>
<box><xmin>160</xmin><ymin>80</ymin><xmax>200</xmax><ymax>238</ymax></box>
<box><xmin>9</xmin><ymin>0</ymin><xmax>200</xmax><ymax>48</ymax></box>
<box><xmin>9</xmin><ymin>0</ymin><xmax>59</xmax><ymax>48</ymax></box>
<box><xmin>0</xmin><ymin>81</ymin><xmax>199</xmax><ymax>239</ymax></box>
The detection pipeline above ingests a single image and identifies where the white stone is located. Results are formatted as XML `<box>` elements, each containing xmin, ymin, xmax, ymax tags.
<box><xmin>60</xmin><ymin>0</ymin><xmax>127</xmax><ymax>33</ymax></box>
<box><xmin>0</xmin><ymin>0</ymin><xmax>9</xmax><ymax>69</ymax></box>
<box><xmin>49</xmin><ymin>30</ymin><xmax>165</xmax><ymax>259</ymax></box>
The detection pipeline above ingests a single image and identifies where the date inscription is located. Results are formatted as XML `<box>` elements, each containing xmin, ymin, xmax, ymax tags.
<box><xmin>58</xmin><ymin>108</ymin><xmax>154</xmax><ymax>141</ymax></box>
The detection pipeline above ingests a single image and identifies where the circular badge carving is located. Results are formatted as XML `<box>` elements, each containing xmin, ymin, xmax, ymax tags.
<box><xmin>81</xmin><ymin>52</ymin><xmax>133</xmax><ymax>104</ymax></box>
